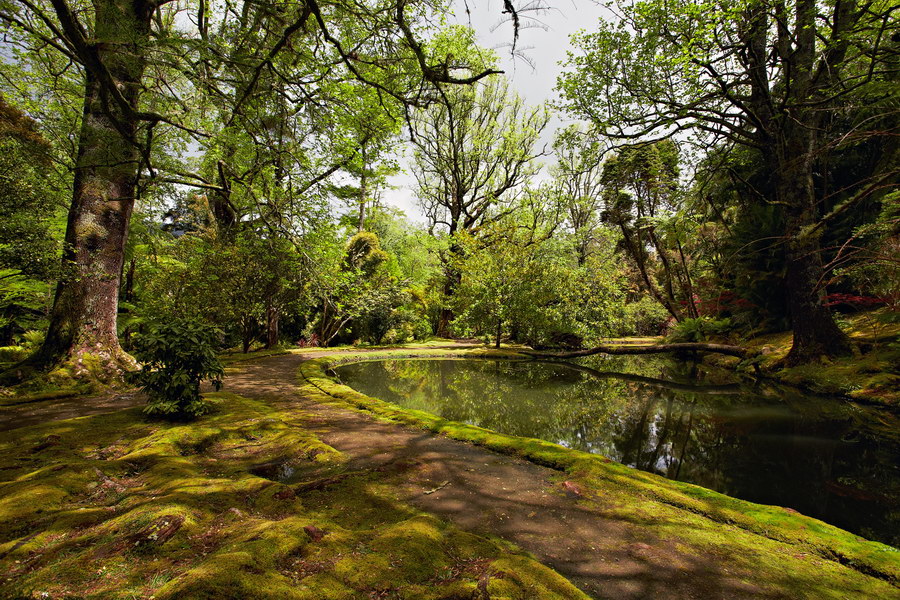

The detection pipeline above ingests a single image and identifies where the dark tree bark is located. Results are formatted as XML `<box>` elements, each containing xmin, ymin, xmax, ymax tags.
<box><xmin>776</xmin><ymin>151</ymin><xmax>851</xmax><ymax>364</ymax></box>
<box><xmin>18</xmin><ymin>0</ymin><xmax>154</xmax><ymax>377</ymax></box>
<box><xmin>121</xmin><ymin>257</ymin><xmax>137</xmax><ymax>351</ymax></box>
<box><xmin>436</xmin><ymin>249</ymin><xmax>461</xmax><ymax>338</ymax></box>
<box><xmin>265</xmin><ymin>303</ymin><xmax>280</xmax><ymax>349</ymax></box>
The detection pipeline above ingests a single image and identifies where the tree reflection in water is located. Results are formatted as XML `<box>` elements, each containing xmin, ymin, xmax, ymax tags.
<box><xmin>333</xmin><ymin>357</ymin><xmax>900</xmax><ymax>546</ymax></box>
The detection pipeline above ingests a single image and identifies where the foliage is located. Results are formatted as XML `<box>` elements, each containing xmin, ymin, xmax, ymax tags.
<box><xmin>453</xmin><ymin>220</ymin><xmax>627</xmax><ymax>347</ymax></box>
<box><xmin>621</xmin><ymin>297</ymin><xmax>670</xmax><ymax>336</ymax></box>
<box><xmin>131</xmin><ymin>319</ymin><xmax>224</xmax><ymax>419</ymax></box>
<box><xmin>667</xmin><ymin>317</ymin><xmax>736</xmax><ymax>344</ymax></box>
<box><xmin>131</xmin><ymin>229</ymin><xmax>307</xmax><ymax>353</ymax></box>
<box><xmin>559</xmin><ymin>0</ymin><xmax>899</xmax><ymax>362</ymax></box>
<box><xmin>0</xmin><ymin>97</ymin><xmax>61</xmax><ymax>344</ymax></box>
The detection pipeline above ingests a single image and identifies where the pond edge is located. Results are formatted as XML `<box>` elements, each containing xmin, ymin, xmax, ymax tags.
<box><xmin>299</xmin><ymin>348</ymin><xmax>900</xmax><ymax>586</ymax></box>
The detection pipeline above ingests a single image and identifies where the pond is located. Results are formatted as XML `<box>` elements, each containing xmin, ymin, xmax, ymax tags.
<box><xmin>331</xmin><ymin>356</ymin><xmax>900</xmax><ymax>547</ymax></box>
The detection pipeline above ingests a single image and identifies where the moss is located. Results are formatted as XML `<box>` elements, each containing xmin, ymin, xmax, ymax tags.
<box><xmin>697</xmin><ymin>309</ymin><xmax>900</xmax><ymax>406</ymax></box>
<box><xmin>0</xmin><ymin>388</ymin><xmax>85</xmax><ymax>407</ymax></box>
<box><xmin>219</xmin><ymin>346</ymin><xmax>293</xmax><ymax>366</ymax></box>
<box><xmin>0</xmin><ymin>387</ymin><xmax>587</xmax><ymax>600</ymax></box>
<box><xmin>301</xmin><ymin>349</ymin><xmax>900</xmax><ymax>597</ymax></box>
<box><xmin>3</xmin><ymin>350</ymin><xmax>136</xmax><ymax>400</ymax></box>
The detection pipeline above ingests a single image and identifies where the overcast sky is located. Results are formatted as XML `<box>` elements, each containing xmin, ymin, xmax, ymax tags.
<box><xmin>382</xmin><ymin>0</ymin><xmax>611</xmax><ymax>220</ymax></box>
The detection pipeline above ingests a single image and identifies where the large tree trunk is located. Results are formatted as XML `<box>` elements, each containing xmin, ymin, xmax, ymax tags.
<box><xmin>770</xmin><ymin>0</ymin><xmax>849</xmax><ymax>366</ymax></box>
<box><xmin>776</xmin><ymin>143</ymin><xmax>851</xmax><ymax>365</ymax></box>
<box><xmin>436</xmin><ymin>266</ymin><xmax>460</xmax><ymax>338</ymax></box>
<box><xmin>12</xmin><ymin>0</ymin><xmax>151</xmax><ymax>379</ymax></box>
<box><xmin>781</xmin><ymin>211</ymin><xmax>852</xmax><ymax>365</ymax></box>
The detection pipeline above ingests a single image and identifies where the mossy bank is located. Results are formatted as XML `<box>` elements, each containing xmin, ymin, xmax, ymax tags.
<box><xmin>302</xmin><ymin>348</ymin><xmax>900</xmax><ymax>598</ymax></box>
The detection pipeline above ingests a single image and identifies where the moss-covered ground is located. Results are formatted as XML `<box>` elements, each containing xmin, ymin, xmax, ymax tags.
<box><xmin>3</xmin><ymin>341</ymin><xmax>899</xmax><ymax>599</ymax></box>
<box><xmin>0</xmin><ymin>389</ymin><xmax>588</xmax><ymax>599</ymax></box>
<box><xmin>699</xmin><ymin>309</ymin><xmax>900</xmax><ymax>406</ymax></box>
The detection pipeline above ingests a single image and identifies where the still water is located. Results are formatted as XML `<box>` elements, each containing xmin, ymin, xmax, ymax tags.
<box><xmin>331</xmin><ymin>357</ymin><xmax>900</xmax><ymax>547</ymax></box>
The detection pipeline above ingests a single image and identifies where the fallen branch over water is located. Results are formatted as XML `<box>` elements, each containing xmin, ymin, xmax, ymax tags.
<box><xmin>519</xmin><ymin>342</ymin><xmax>754</xmax><ymax>361</ymax></box>
<box><xmin>554</xmin><ymin>361</ymin><xmax>744</xmax><ymax>394</ymax></box>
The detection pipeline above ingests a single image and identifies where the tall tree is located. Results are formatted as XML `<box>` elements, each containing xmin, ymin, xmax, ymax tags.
<box><xmin>551</xmin><ymin>125</ymin><xmax>605</xmax><ymax>266</ymax></box>
<box><xmin>0</xmin><ymin>0</ymin><xmax>501</xmax><ymax>380</ymax></box>
<box><xmin>558</xmin><ymin>0</ymin><xmax>899</xmax><ymax>363</ymax></box>
<box><xmin>600</xmin><ymin>141</ymin><xmax>697</xmax><ymax>321</ymax></box>
<box><xmin>411</xmin><ymin>37</ymin><xmax>549</xmax><ymax>334</ymax></box>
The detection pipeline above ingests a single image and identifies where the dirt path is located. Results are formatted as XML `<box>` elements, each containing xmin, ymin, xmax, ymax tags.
<box><xmin>0</xmin><ymin>391</ymin><xmax>145</xmax><ymax>432</ymax></box>
<box><xmin>225</xmin><ymin>352</ymin><xmax>770</xmax><ymax>600</ymax></box>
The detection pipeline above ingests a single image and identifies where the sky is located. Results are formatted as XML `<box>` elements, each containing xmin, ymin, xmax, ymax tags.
<box><xmin>382</xmin><ymin>0</ymin><xmax>611</xmax><ymax>220</ymax></box>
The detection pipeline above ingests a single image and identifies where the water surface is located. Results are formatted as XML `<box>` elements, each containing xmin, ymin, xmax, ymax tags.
<box><xmin>332</xmin><ymin>356</ymin><xmax>900</xmax><ymax>546</ymax></box>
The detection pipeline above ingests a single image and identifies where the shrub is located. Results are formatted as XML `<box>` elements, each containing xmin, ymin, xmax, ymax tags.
<box><xmin>132</xmin><ymin>319</ymin><xmax>224</xmax><ymax>419</ymax></box>
<box><xmin>21</xmin><ymin>329</ymin><xmax>44</xmax><ymax>350</ymax></box>
<box><xmin>622</xmin><ymin>297</ymin><xmax>670</xmax><ymax>336</ymax></box>
<box><xmin>667</xmin><ymin>317</ymin><xmax>736</xmax><ymax>343</ymax></box>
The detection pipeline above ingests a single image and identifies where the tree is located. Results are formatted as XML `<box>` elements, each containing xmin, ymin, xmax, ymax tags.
<box><xmin>312</xmin><ymin>231</ymin><xmax>407</xmax><ymax>345</ymax></box>
<box><xmin>0</xmin><ymin>0</ymin><xmax>504</xmax><ymax>380</ymax></box>
<box><xmin>410</xmin><ymin>38</ymin><xmax>550</xmax><ymax>334</ymax></box>
<box><xmin>550</xmin><ymin>125</ymin><xmax>605</xmax><ymax>266</ymax></box>
<box><xmin>453</xmin><ymin>195</ymin><xmax>625</xmax><ymax>348</ymax></box>
<box><xmin>0</xmin><ymin>97</ymin><xmax>61</xmax><ymax>343</ymax></box>
<box><xmin>600</xmin><ymin>140</ymin><xmax>698</xmax><ymax>321</ymax></box>
<box><xmin>558</xmin><ymin>0</ymin><xmax>900</xmax><ymax>363</ymax></box>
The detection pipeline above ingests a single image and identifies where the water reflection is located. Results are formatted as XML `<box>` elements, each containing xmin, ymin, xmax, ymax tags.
<box><xmin>332</xmin><ymin>357</ymin><xmax>900</xmax><ymax>547</ymax></box>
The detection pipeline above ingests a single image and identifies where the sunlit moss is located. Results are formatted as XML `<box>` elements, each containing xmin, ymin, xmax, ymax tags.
<box><xmin>0</xmin><ymin>389</ymin><xmax>588</xmax><ymax>599</ymax></box>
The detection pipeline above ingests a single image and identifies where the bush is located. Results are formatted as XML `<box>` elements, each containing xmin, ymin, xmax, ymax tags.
<box><xmin>132</xmin><ymin>319</ymin><xmax>224</xmax><ymax>419</ymax></box>
<box><xmin>21</xmin><ymin>329</ymin><xmax>44</xmax><ymax>350</ymax></box>
<box><xmin>667</xmin><ymin>317</ymin><xmax>736</xmax><ymax>343</ymax></box>
<box><xmin>621</xmin><ymin>297</ymin><xmax>670</xmax><ymax>336</ymax></box>
<box><xmin>0</xmin><ymin>345</ymin><xmax>29</xmax><ymax>363</ymax></box>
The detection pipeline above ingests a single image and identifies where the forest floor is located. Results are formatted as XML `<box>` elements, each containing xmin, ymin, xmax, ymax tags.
<box><xmin>1</xmin><ymin>344</ymin><xmax>898</xmax><ymax>599</ymax></box>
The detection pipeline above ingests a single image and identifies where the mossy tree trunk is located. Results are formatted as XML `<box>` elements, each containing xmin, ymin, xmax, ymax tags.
<box><xmin>23</xmin><ymin>0</ymin><xmax>154</xmax><ymax>377</ymax></box>
<box><xmin>776</xmin><ymin>146</ymin><xmax>851</xmax><ymax>365</ymax></box>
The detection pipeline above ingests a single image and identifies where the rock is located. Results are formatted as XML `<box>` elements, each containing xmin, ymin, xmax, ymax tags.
<box><xmin>303</xmin><ymin>525</ymin><xmax>325</xmax><ymax>542</ymax></box>
<box><xmin>561</xmin><ymin>481</ymin><xmax>583</xmax><ymax>497</ymax></box>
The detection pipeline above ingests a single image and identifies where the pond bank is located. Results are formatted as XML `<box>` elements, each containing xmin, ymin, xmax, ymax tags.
<box><xmin>302</xmin><ymin>348</ymin><xmax>898</xmax><ymax>596</ymax></box>
<box><xmin>701</xmin><ymin>310</ymin><xmax>900</xmax><ymax>407</ymax></box>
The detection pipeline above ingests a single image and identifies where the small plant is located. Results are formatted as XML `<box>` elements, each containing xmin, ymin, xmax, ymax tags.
<box><xmin>21</xmin><ymin>329</ymin><xmax>45</xmax><ymax>350</ymax></box>
<box><xmin>132</xmin><ymin>319</ymin><xmax>224</xmax><ymax>419</ymax></box>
